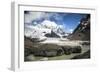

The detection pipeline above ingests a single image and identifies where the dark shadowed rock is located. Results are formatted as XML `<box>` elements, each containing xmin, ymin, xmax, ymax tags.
<box><xmin>33</xmin><ymin>50</ymin><xmax>57</xmax><ymax>57</ymax></box>
<box><xmin>45</xmin><ymin>33</ymin><xmax>52</xmax><ymax>37</ymax></box>
<box><xmin>24</xmin><ymin>48</ymin><xmax>32</xmax><ymax>57</ymax></box>
<box><xmin>45</xmin><ymin>30</ymin><xmax>60</xmax><ymax>38</ymax></box>
<box><xmin>71</xmin><ymin>50</ymin><xmax>90</xmax><ymax>59</ymax></box>
<box><xmin>31</xmin><ymin>44</ymin><xmax>64</xmax><ymax>57</ymax></box>
<box><xmin>62</xmin><ymin>46</ymin><xmax>72</xmax><ymax>55</ymax></box>
<box><xmin>33</xmin><ymin>49</ymin><xmax>45</xmax><ymax>56</ymax></box>
<box><xmin>57</xmin><ymin>48</ymin><xmax>64</xmax><ymax>56</ymax></box>
<box><xmin>43</xmin><ymin>50</ymin><xmax>57</xmax><ymax>57</ymax></box>
<box><xmin>71</xmin><ymin>46</ymin><xmax>82</xmax><ymax>53</ymax></box>
<box><xmin>81</xmin><ymin>41</ymin><xmax>90</xmax><ymax>45</ymax></box>
<box><xmin>62</xmin><ymin>45</ymin><xmax>82</xmax><ymax>55</ymax></box>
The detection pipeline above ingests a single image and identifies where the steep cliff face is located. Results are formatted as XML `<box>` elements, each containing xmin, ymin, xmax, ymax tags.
<box><xmin>68</xmin><ymin>14</ymin><xmax>90</xmax><ymax>41</ymax></box>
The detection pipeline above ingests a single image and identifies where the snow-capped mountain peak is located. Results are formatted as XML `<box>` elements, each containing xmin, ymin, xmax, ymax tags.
<box><xmin>25</xmin><ymin>20</ymin><xmax>67</xmax><ymax>39</ymax></box>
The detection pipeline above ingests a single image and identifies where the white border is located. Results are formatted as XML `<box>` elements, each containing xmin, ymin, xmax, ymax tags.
<box><xmin>11</xmin><ymin>2</ymin><xmax>97</xmax><ymax>71</ymax></box>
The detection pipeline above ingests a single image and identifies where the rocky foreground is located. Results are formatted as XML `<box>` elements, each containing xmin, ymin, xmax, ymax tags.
<box><xmin>24</xmin><ymin>37</ymin><xmax>90</xmax><ymax>61</ymax></box>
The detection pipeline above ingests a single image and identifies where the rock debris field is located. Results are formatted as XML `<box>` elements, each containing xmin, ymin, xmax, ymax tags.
<box><xmin>24</xmin><ymin>38</ymin><xmax>90</xmax><ymax>61</ymax></box>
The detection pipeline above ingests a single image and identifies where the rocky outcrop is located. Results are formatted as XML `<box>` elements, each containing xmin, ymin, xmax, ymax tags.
<box><xmin>24</xmin><ymin>37</ymin><xmax>64</xmax><ymax>57</ymax></box>
<box><xmin>25</xmin><ymin>36</ymin><xmax>82</xmax><ymax>59</ymax></box>
<box><xmin>80</xmin><ymin>41</ymin><xmax>90</xmax><ymax>45</ymax></box>
<box><xmin>45</xmin><ymin>30</ymin><xmax>60</xmax><ymax>38</ymax></box>
<box><xmin>68</xmin><ymin>14</ymin><xmax>90</xmax><ymax>41</ymax></box>
<box><xmin>30</xmin><ymin>44</ymin><xmax>64</xmax><ymax>57</ymax></box>
<box><xmin>25</xmin><ymin>36</ymin><xmax>82</xmax><ymax>58</ymax></box>
<box><xmin>71</xmin><ymin>50</ymin><xmax>90</xmax><ymax>59</ymax></box>
<box><xmin>62</xmin><ymin>46</ymin><xmax>82</xmax><ymax>55</ymax></box>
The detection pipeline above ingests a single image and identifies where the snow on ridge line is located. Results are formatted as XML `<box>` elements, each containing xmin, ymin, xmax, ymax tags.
<box><xmin>24</xmin><ymin>20</ymin><xmax>67</xmax><ymax>39</ymax></box>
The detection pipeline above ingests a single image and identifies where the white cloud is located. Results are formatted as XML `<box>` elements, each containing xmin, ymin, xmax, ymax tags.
<box><xmin>24</xmin><ymin>12</ymin><xmax>64</xmax><ymax>24</ymax></box>
<box><xmin>24</xmin><ymin>12</ymin><xmax>45</xmax><ymax>23</ymax></box>
<box><xmin>41</xmin><ymin>20</ymin><xmax>57</xmax><ymax>29</ymax></box>
<box><xmin>24</xmin><ymin>25</ymin><xmax>37</xmax><ymax>37</ymax></box>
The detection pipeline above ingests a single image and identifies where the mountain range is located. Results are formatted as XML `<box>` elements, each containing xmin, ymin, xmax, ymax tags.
<box><xmin>68</xmin><ymin>14</ymin><xmax>90</xmax><ymax>41</ymax></box>
<box><xmin>24</xmin><ymin>20</ymin><xmax>68</xmax><ymax>40</ymax></box>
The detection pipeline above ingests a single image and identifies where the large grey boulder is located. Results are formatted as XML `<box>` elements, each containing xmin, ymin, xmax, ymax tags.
<box><xmin>43</xmin><ymin>50</ymin><xmax>57</xmax><ymax>57</ymax></box>
<box><xmin>57</xmin><ymin>48</ymin><xmax>64</xmax><ymax>56</ymax></box>
<box><xmin>62</xmin><ymin>45</ymin><xmax>82</xmax><ymax>55</ymax></box>
<box><xmin>71</xmin><ymin>46</ymin><xmax>82</xmax><ymax>53</ymax></box>
<box><xmin>32</xmin><ymin>49</ymin><xmax>58</xmax><ymax>57</ymax></box>
<box><xmin>31</xmin><ymin>44</ymin><xmax>64</xmax><ymax>57</ymax></box>
<box><xmin>25</xmin><ymin>54</ymin><xmax>36</xmax><ymax>61</ymax></box>
<box><xmin>62</xmin><ymin>46</ymin><xmax>72</xmax><ymax>55</ymax></box>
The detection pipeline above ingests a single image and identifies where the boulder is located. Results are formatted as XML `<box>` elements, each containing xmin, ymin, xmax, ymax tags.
<box><xmin>62</xmin><ymin>45</ymin><xmax>82</xmax><ymax>55</ymax></box>
<box><xmin>33</xmin><ymin>49</ymin><xmax>46</xmax><ymax>56</ymax></box>
<box><xmin>71</xmin><ymin>50</ymin><xmax>90</xmax><ymax>59</ymax></box>
<box><xmin>71</xmin><ymin>46</ymin><xmax>82</xmax><ymax>53</ymax></box>
<box><xmin>32</xmin><ymin>44</ymin><xmax>64</xmax><ymax>57</ymax></box>
<box><xmin>57</xmin><ymin>48</ymin><xmax>64</xmax><ymax>56</ymax></box>
<box><xmin>25</xmin><ymin>54</ymin><xmax>36</xmax><ymax>61</ymax></box>
<box><xmin>62</xmin><ymin>46</ymin><xmax>72</xmax><ymax>55</ymax></box>
<box><xmin>24</xmin><ymin>48</ymin><xmax>32</xmax><ymax>57</ymax></box>
<box><xmin>44</xmin><ymin>50</ymin><xmax>57</xmax><ymax>57</ymax></box>
<box><xmin>33</xmin><ymin>49</ymin><xmax>58</xmax><ymax>57</ymax></box>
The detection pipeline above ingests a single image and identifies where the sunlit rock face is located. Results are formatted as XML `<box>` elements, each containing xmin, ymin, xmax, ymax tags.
<box><xmin>68</xmin><ymin>15</ymin><xmax>90</xmax><ymax>41</ymax></box>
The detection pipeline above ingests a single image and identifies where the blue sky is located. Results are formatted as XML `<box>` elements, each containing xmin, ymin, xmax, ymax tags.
<box><xmin>24</xmin><ymin>11</ymin><xmax>89</xmax><ymax>33</ymax></box>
